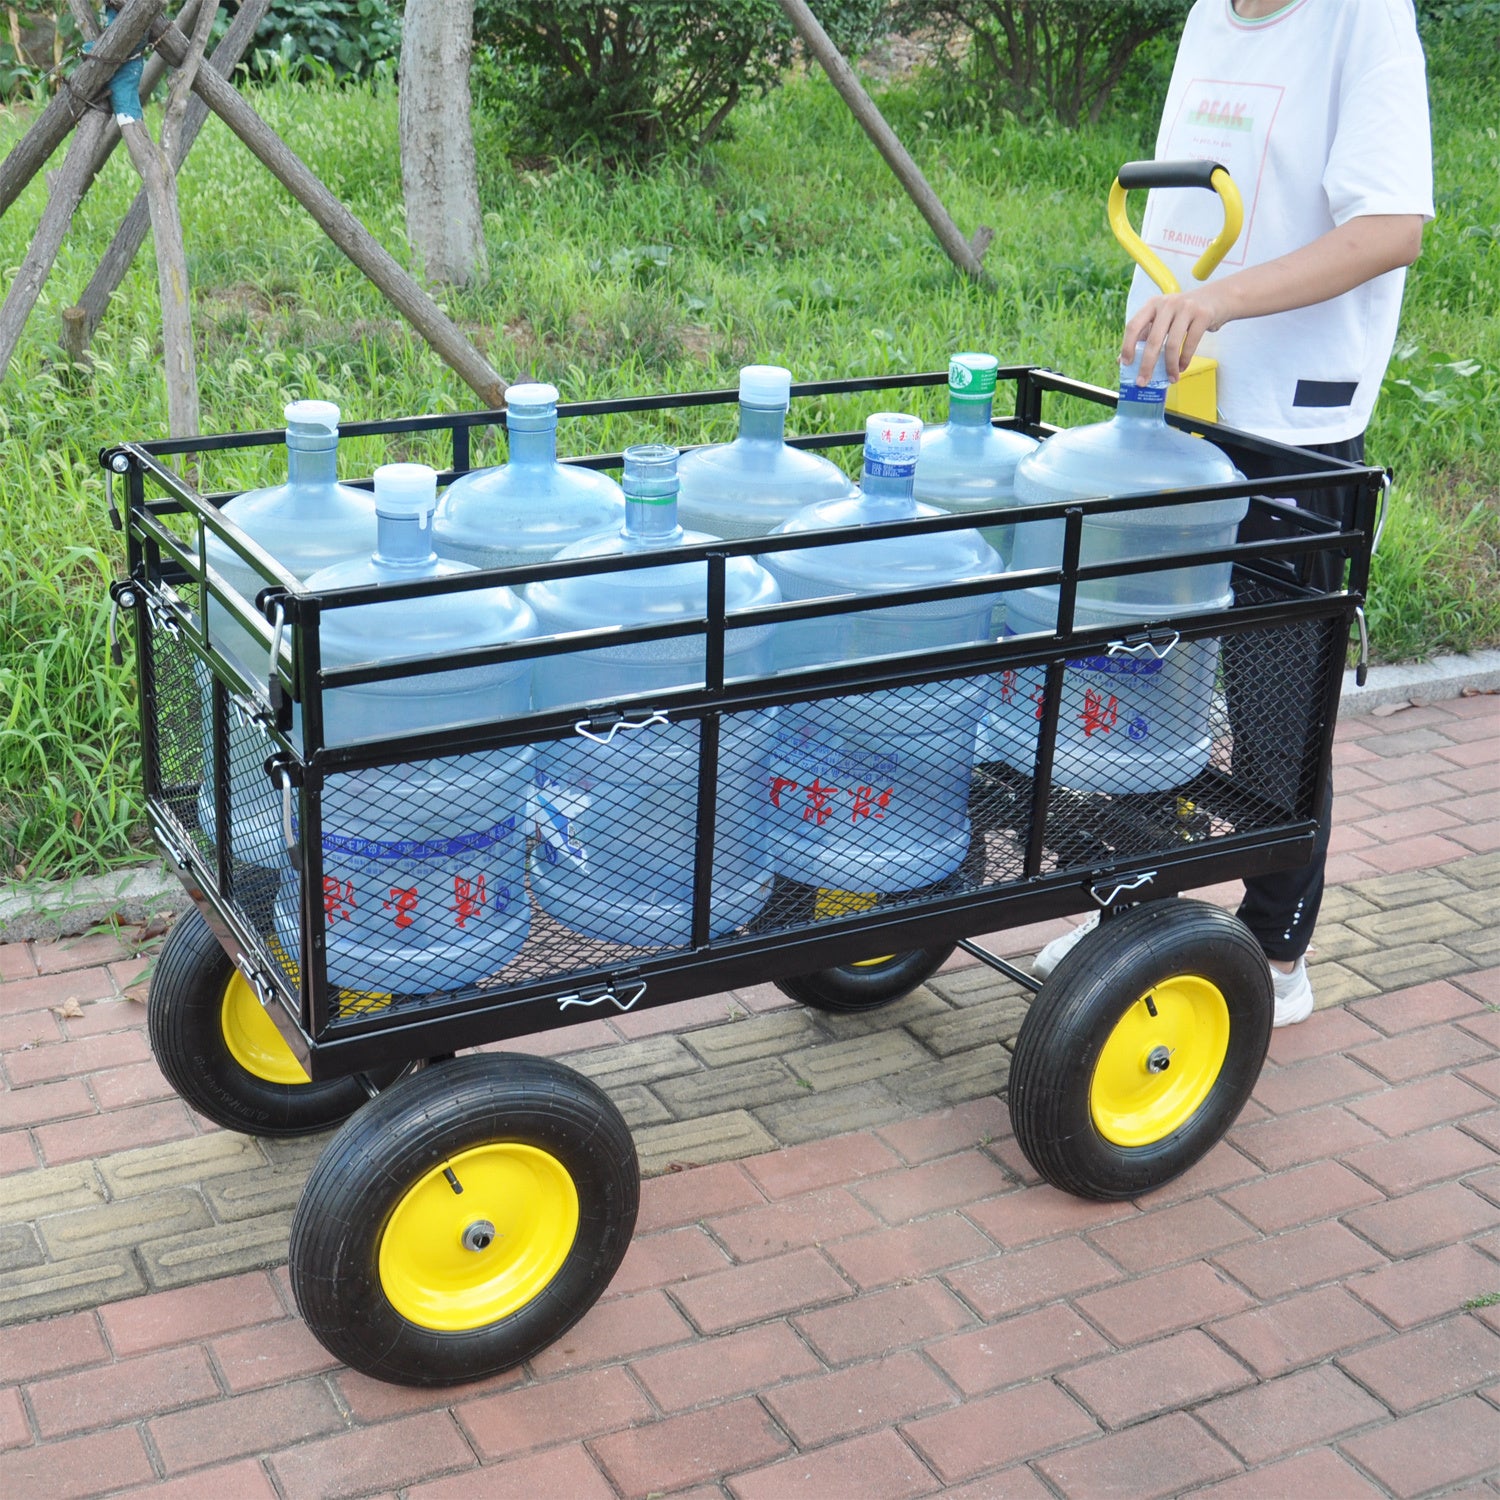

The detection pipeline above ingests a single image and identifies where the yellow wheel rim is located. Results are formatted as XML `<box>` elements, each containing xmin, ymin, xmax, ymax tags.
<box><xmin>220</xmin><ymin>972</ymin><xmax>311</xmax><ymax>1086</ymax></box>
<box><xmin>379</xmin><ymin>1143</ymin><xmax>580</xmax><ymax>1331</ymax></box>
<box><xmin>1090</xmin><ymin>975</ymin><xmax>1231</xmax><ymax>1148</ymax></box>
<box><xmin>851</xmin><ymin>954</ymin><xmax>897</xmax><ymax>969</ymax></box>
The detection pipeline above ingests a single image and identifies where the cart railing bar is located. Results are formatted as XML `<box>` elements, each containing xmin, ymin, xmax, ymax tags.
<box><xmin>303</xmin><ymin>824</ymin><xmax>1322</xmax><ymax>1061</ymax></box>
<box><xmin>267</xmin><ymin>591</ymin><xmax>1354</xmax><ymax>777</ymax></box>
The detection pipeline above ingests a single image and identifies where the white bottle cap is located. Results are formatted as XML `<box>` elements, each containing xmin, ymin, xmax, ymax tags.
<box><xmin>505</xmin><ymin>383</ymin><xmax>560</xmax><ymax>410</ymax></box>
<box><xmin>374</xmin><ymin>462</ymin><xmax>437</xmax><ymax>520</ymax></box>
<box><xmin>739</xmin><ymin>365</ymin><xmax>792</xmax><ymax>406</ymax></box>
<box><xmin>864</xmin><ymin>412</ymin><xmax>923</xmax><ymax>473</ymax></box>
<box><xmin>283</xmin><ymin>399</ymin><xmax>340</xmax><ymax>433</ymax></box>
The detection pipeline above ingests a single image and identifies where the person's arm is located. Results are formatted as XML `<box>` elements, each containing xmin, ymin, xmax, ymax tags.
<box><xmin>1122</xmin><ymin>213</ymin><xmax>1425</xmax><ymax>381</ymax></box>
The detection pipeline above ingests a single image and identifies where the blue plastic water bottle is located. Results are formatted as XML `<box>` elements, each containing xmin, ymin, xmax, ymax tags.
<box><xmin>525</xmin><ymin>445</ymin><xmax>782</xmax><ymax>948</ymax></box>
<box><xmin>198</xmin><ymin>401</ymin><xmax>377</xmax><ymax>864</ymax></box>
<box><xmin>433</xmin><ymin>382</ymin><xmax>625</xmax><ymax>569</ymax></box>
<box><xmin>985</xmin><ymin>346</ymin><xmax>1248</xmax><ymax>794</ymax></box>
<box><xmin>760</xmin><ymin>414</ymin><xmax>1002</xmax><ymax>896</ymax></box>
<box><xmin>914</xmin><ymin>352</ymin><xmax>1039</xmax><ymax>566</ymax></box>
<box><xmin>675</xmin><ymin>364</ymin><xmax>855</xmax><ymax>539</ymax></box>
<box><xmin>275</xmin><ymin>464</ymin><xmax>538</xmax><ymax>997</ymax></box>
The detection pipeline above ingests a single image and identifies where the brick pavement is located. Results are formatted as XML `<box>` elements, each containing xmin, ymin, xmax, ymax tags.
<box><xmin>0</xmin><ymin>691</ymin><xmax>1496</xmax><ymax>1496</ymax></box>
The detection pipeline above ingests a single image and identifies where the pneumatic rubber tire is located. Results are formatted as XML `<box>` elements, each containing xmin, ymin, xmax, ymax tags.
<box><xmin>147</xmin><ymin>908</ymin><xmax>401</xmax><ymax>1136</ymax></box>
<box><xmin>288</xmin><ymin>1053</ymin><xmax>640</xmax><ymax>1387</ymax></box>
<box><xmin>1008</xmin><ymin>899</ymin><xmax>1272</xmax><ymax>1201</ymax></box>
<box><xmin>775</xmin><ymin>944</ymin><xmax>956</xmax><ymax>1012</ymax></box>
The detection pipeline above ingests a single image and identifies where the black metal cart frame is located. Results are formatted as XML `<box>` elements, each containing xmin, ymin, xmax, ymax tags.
<box><xmin>104</xmin><ymin>365</ymin><xmax>1382</xmax><ymax>1082</ymax></box>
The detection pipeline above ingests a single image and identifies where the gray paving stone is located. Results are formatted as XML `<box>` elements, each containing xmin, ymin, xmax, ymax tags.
<box><xmin>0</xmin><ymin>1162</ymin><xmax>103</xmax><ymax>1226</ymax></box>
<box><xmin>139</xmin><ymin>1210</ymin><xmax>294</xmax><ymax>1289</ymax></box>
<box><xmin>601</xmin><ymin>1083</ymin><xmax>673</xmax><ymax>1130</ymax></box>
<box><xmin>929</xmin><ymin>966</ymin><xmax>1025</xmax><ymax>1009</ymax></box>
<box><xmin>1445</xmin><ymin>926</ymin><xmax>1500</xmax><ymax>966</ymax></box>
<box><xmin>1352</xmin><ymin>868</ymin><xmax>1470</xmax><ymax>911</ymax></box>
<box><xmin>653</xmin><ymin>1057</ymin><xmax>807</xmax><ymax>1120</ymax></box>
<box><xmin>908</xmin><ymin>998</ymin><xmax>1028</xmax><ymax>1057</ymax></box>
<box><xmin>1447</xmin><ymin>887</ymin><xmax>1500</xmax><ymax>925</ymax></box>
<box><xmin>0</xmin><ymin>1251</ymin><xmax>144</xmax><ymax>1325</ymax></box>
<box><xmin>203</xmin><ymin>1169</ymin><xmax>311</xmax><ymax>1223</ymax></box>
<box><xmin>633</xmin><ymin>1112</ymin><xmax>777</xmax><ymax>1177</ymax></box>
<box><xmin>568</xmin><ymin>1034</ymin><xmax>704</xmax><ymax>1091</ymax></box>
<box><xmin>1341</xmin><ymin>942</ymin><xmax>1475</xmax><ymax>992</ymax></box>
<box><xmin>38</xmin><ymin>1188</ymin><xmax>212</xmax><ymax>1261</ymax></box>
<box><xmin>1347</xmin><ymin>900</ymin><xmax>1479</xmax><ymax>946</ymax></box>
<box><xmin>1318</xmin><ymin>887</ymin><xmax>1382</xmax><ymax>925</ymax></box>
<box><xmin>785</xmin><ymin>1031</ymin><xmax>931</xmax><ymax>1091</ymax></box>
<box><xmin>97</xmin><ymin>1132</ymin><xmax>267</xmax><ymax>1199</ymax></box>
<box><xmin>1364</xmin><ymin>727</ymin><xmax>1454</xmax><ymax>757</ymax></box>
<box><xmin>258</xmin><ymin>1132</ymin><xmax>337</xmax><ymax>1172</ymax></box>
<box><xmin>753</xmin><ymin>1082</ymin><xmax>907</xmax><ymax>1146</ymax></box>
<box><xmin>891</xmin><ymin>1044</ymin><xmax>1012</xmax><ymax>1108</ymax></box>
<box><xmin>1305</xmin><ymin>960</ymin><xmax>1382</xmax><ymax>1008</ymax></box>
<box><xmin>1449</xmin><ymin>851</ymin><xmax>1500</xmax><ymax>891</ymax></box>
<box><xmin>810</xmin><ymin>986</ymin><xmax>952</xmax><ymax>1038</ymax></box>
<box><xmin>0</xmin><ymin>1221</ymin><xmax>45</xmax><ymax>1274</ymax></box>
<box><xmin>1306</xmin><ymin>923</ymin><xmax>1381</xmax><ymax>963</ymax></box>
<box><xmin>680</xmin><ymin>1010</ymin><xmax>822</xmax><ymax>1069</ymax></box>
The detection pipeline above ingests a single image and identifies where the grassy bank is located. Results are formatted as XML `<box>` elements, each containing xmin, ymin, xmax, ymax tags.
<box><xmin>1</xmin><ymin>46</ymin><xmax>1496</xmax><ymax>880</ymax></box>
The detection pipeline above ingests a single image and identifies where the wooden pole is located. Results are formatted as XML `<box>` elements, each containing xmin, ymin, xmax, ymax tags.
<box><xmin>774</xmin><ymin>0</ymin><xmax>991</xmax><ymax>283</ymax></box>
<box><xmin>150</xmin><ymin>17</ymin><xmax>509</xmax><ymax>406</ymax></box>
<box><xmin>73</xmin><ymin>0</ymin><xmax>261</xmax><ymax>342</ymax></box>
<box><xmin>0</xmin><ymin>0</ymin><xmax>164</xmax><ymax>218</ymax></box>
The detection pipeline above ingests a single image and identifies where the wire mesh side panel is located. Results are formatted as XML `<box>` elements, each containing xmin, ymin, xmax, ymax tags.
<box><xmin>144</xmin><ymin>599</ymin><xmax>213</xmax><ymax>870</ymax></box>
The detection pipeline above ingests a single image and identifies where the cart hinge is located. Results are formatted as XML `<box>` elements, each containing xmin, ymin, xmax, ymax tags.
<box><xmin>151</xmin><ymin>817</ymin><xmax>193</xmax><ymax>871</ymax></box>
<box><xmin>107</xmin><ymin>579</ymin><xmax>141</xmax><ymax>666</ymax></box>
<box><xmin>556</xmin><ymin>973</ymin><xmax>648</xmax><ymax>1015</ymax></box>
<box><xmin>101</xmin><ymin>448</ymin><xmax>133</xmax><ymax>530</ymax></box>
<box><xmin>233</xmin><ymin>955</ymin><xmax>279</xmax><ymax>1009</ymax></box>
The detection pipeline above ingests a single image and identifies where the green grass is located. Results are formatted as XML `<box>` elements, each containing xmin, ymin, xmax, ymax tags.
<box><xmin>0</xmin><ymin>43</ymin><xmax>1496</xmax><ymax>880</ymax></box>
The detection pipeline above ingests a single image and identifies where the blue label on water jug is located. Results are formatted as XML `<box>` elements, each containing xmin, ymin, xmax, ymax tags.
<box><xmin>319</xmin><ymin>817</ymin><xmax>518</xmax><ymax>861</ymax></box>
<box><xmin>1065</xmin><ymin>654</ymin><xmax>1165</xmax><ymax>677</ymax></box>
<box><xmin>1118</xmin><ymin>381</ymin><xmax>1168</xmax><ymax>407</ymax></box>
<box><xmin>864</xmin><ymin>457</ymin><xmax>919</xmax><ymax>481</ymax></box>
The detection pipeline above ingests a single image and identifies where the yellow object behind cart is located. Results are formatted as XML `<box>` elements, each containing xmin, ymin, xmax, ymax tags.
<box><xmin>1108</xmin><ymin>160</ymin><xmax>1244</xmax><ymax>422</ymax></box>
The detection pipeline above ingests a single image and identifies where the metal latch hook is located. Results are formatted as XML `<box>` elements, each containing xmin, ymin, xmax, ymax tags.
<box><xmin>1091</xmin><ymin>870</ymin><xmax>1158</xmax><ymax>908</ymax></box>
<box><xmin>1108</xmin><ymin>630</ymin><xmax>1180</xmax><ymax>661</ymax></box>
<box><xmin>574</xmin><ymin>710</ymin><xmax>669</xmax><ymax>745</ymax></box>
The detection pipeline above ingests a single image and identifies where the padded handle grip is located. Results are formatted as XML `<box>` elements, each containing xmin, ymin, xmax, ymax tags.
<box><xmin>1117</xmin><ymin>158</ymin><xmax>1224</xmax><ymax>193</ymax></box>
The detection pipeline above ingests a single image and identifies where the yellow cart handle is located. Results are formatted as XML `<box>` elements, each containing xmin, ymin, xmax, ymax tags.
<box><xmin>1108</xmin><ymin>159</ymin><xmax>1244</xmax><ymax>294</ymax></box>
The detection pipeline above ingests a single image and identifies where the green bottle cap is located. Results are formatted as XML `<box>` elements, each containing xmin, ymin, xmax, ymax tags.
<box><xmin>949</xmin><ymin>352</ymin><xmax>999</xmax><ymax>401</ymax></box>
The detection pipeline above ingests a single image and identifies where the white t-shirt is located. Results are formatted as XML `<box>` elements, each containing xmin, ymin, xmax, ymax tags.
<box><xmin>1126</xmin><ymin>0</ymin><xmax>1435</xmax><ymax>443</ymax></box>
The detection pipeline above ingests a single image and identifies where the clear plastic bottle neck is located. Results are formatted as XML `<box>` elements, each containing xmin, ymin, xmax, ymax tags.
<box><xmin>738</xmin><ymin>402</ymin><xmax>789</xmax><ymax>444</ymax></box>
<box><xmin>286</xmin><ymin>433</ymin><xmax>338</xmax><ymax>485</ymax></box>
<box><xmin>949</xmin><ymin>397</ymin><xmax>994</xmax><ymax>430</ymax></box>
<box><xmin>508</xmin><ymin>422</ymin><xmax>558</xmax><ymax>467</ymax></box>
<box><xmin>859</xmin><ymin>463</ymin><xmax>918</xmax><ymax>515</ymax></box>
<box><xmin>622</xmin><ymin>445</ymin><xmax>682</xmax><ymax>544</ymax></box>
<box><xmin>373</xmin><ymin>510</ymin><xmax>436</xmax><ymax>567</ymax></box>
<box><xmin>1117</xmin><ymin>346</ymin><xmax>1170</xmax><ymax>424</ymax></box>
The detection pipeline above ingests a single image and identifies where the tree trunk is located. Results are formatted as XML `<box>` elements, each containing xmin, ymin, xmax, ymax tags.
<box><xmin>399</xmin><ymin>0</ymin><xmax>487</xmax><ymax>287</ymax></box>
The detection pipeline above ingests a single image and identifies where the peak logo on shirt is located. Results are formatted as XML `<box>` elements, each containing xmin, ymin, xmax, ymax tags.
<box><xmin>1186</xmin><ymin>98</ymin><xmax>1252</xmax><ymax>131</ymax></box>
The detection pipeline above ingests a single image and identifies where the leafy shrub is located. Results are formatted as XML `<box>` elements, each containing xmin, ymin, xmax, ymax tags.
<box><xmin>246</xmin><ymin>0</ymin><xmax>402</xmax><ymax>79</ymax></box>
<box><xmin>891</xmin><ymin>0</ymin><xmax>1191</xmax><ymax>127</ymax></box>
<box><xmin>473</xmin><ymin>0</ymin><xmax>888</xmax><ymax>160</ymax></box>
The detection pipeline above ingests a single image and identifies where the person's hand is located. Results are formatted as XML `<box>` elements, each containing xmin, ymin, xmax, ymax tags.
<box><xmin>1121</xmin><ymin>287</ymin><xmax>1232</xmax><ymax>382</ymax></box>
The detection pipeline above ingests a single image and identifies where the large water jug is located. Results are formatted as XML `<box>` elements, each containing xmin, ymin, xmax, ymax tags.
<box><xmin>432</xmin><ymin>382</ymin><xmax>625</xmax><ymax>569</ymax></box>
<box><xmin>760</xmin><ymin>415</ymin><xmax>1002</xmax><ymax>896</ymax></box>
<box><xmin>198</xmin><ymin>401</ymin><xmax>377</xmax><ymax>871</ymax></box>
<box><xmin>273</xmin><ymin>464</ymin><xmax>538</xmax><ymax>997</ymax></box>
<box><xmin>913</xmin><ymin>352</ymin><xmax>1039</xmax><ymax>566</ymax></box>
<box><xmin>524</xmin><ymin>445</ymin><xmax>781</xmax><ymax>949</ymax></box>
<box><xmin>674</xmin><ymin>364</ymin><xmax>855</xmax><ymax>539</ymax></box>
<box><xmin>984</xmin><ymin>347</ymin><xmax>1247</xmax><ymax>795</ymax></box>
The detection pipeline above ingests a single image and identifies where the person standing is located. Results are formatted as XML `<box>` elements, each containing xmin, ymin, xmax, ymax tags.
<box><xmin>1033</xmin><ymin>0</ymin><xmax>1435</xmax><ymax>1025</ymax></box>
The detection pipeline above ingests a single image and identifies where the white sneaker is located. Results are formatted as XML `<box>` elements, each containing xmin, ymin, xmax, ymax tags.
<box><xmin>1272</xmin><ymin>959</ymin><xmax>1314</xmax><ymax>1027</ymax></box>
<box><xmin>1033</xmin><ymin>913</ymin><xmax>1100</xmax><ymax>979</ymax></box>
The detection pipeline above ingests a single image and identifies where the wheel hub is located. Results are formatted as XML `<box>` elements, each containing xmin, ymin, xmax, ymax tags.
<box><xmin>1089</xmin><ymin>974</ymin><xmax>1231</xmax><ymax>1148</ymax></box>
<box><xmin>462</xmin><ymin>1219</ymin><xmax>497</xmax><ymax>1252</ymax></box>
